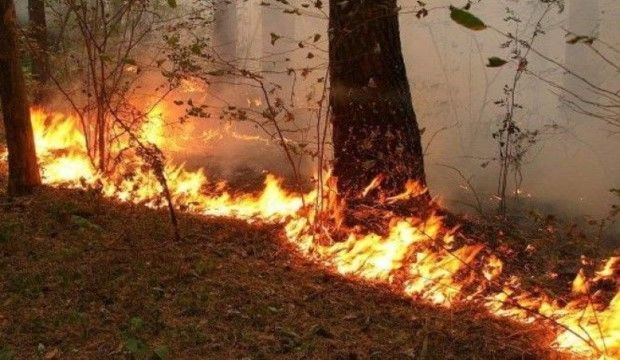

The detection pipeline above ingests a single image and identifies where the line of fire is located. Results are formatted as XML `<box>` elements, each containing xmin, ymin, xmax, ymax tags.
<box><xmin>0</xmin><ymin>0</ymin><xmax>618</xmax><ymax>359</ymax></box>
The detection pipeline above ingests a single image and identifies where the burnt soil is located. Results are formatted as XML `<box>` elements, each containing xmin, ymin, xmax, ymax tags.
<box><xmin>0</xmin><ymin>177</ymin><xmax>569</xmax><ymax>359</ymax></box>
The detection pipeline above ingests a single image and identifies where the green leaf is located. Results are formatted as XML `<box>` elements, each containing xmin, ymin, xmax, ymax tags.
<box><xmin>99</xmin><ymin>54</ymin><xmax>112</xmax><ymax>62</ymax></box>
<box><xmin>0</xmin><ymin>222</ymin><xmax>15</xmax><ymax>243</ymax></box>
<box><xmin>70</xmin><ymin>215</ymin><xmax>102</xmax><ymax>232</ymax></box>
<box><xmin>270</xmin><ymin>33</ymin><xmax>281</xmax><ymax>46</ymax></box>
<box><xmin>190</xmin><ymin>43</ymin><xmax>202</xmax><ymax>55</ymax></box>
<box><xmin>129</xmin><ymin>316</ymin><xmax>144</xmax><ymax>332</ymax></box>
<box><xmin>486</xmin><ymin>57</ymin><xmax>508</xmax><ymax>67</ymax></box>
<box><xmin>449</xmin><ymin>6</ymin><xmax>486</xmax><ymax>31</ymax></box>
<box><xmin>0</xmin><ymin>347</ymin><xmax>14</xmax><ymax>360</ymax></box>
<box><xmin>124</xmin><ymin>337</ymin><xmax>148</xmax><ymax>354</ymax></box>
<box><xmin>154</xmin><ymin>346</ymin><xmax>169</xmax><ymax>359</ymax></box>
<box><xmin>167</xmin><ymin>0</ymin><xmax>177</xmax><ymax>8</ymax></box>
<box><xmin>207</xmin><ymin>70</ymin><xmax>227</xmax><ymax>76</ymax></box>
<box><xmin>566</xmin><ymin>35</ymin><xmax>596</xmax><ymax>44</ymax></box>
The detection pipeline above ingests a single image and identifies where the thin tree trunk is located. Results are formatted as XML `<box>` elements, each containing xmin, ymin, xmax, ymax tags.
<box><xmin>0</xmin><ymin>0</ymin><xmax>42</xmax><ymax>195</ymax></box>
<box><xmin>329</xmin><ymin>0</ymin><xmax>429</xmax><ymax>208</ymax></box>
<box><xmin>28</xmin><ymin>0</ymin><xmax>49</xmax><ymax>87</ymax></box>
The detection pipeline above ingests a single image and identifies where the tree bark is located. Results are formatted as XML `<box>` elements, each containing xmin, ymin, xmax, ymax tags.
<box><xmin>0</xmin><ymin>0</ymin><xmax>42</xmax><ymax>195</ymax></box>
<box><xmin>329</xmin><ymin>0</ymin><xmax>429</xmax><ymax>206</ymax></box>
<box><xmin>28</xmin><ymin>0</ymin><xmax>49</xmax><ymax>86</ymax></box>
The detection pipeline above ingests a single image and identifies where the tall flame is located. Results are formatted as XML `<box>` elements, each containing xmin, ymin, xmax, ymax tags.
<box><xmin>7</xmin><ymin>107</ymin><xmax>615</xmax><ymax>359</ymax></box>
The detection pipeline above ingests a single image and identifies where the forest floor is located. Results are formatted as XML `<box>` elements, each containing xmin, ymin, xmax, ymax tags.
<box><xmin>0</xmin><ymin>171</ymin><xmax>578</xmax><ymax>360</ymax></box>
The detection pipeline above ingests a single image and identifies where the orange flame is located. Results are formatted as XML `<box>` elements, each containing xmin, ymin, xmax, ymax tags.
<box><xmin>386</xmin><ymin>180</ymin><xmax>428</xmax><ymax>203</ymax></box>
<box><xmin>361</xmin><ymin>174</ymin><xmax>384</xmax><ymax>198</ymax></box>
<box><xmin>9</xmin><ymin>107</ymin><xmax>618</xmax><ymax>359</ymax></box>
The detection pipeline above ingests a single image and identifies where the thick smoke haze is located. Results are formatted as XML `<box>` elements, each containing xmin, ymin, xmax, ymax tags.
<box><xmin>203</xmin><ymin>1</ymin><xmax>619</xmax><ymax>230</ymax></box>
<box><xmin>16</xmin><ymin>0</ymin><xmax>620</xmax><ymax>237</ymax></box>
<box><xmin>398</xmin><ymin>1</ymin><xmax>619</xmax><ymax>229</ymax></box>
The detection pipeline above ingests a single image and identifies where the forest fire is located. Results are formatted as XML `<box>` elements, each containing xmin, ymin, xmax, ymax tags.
<box><xmin>17</xmin><ymin>107</ymin><xmax>618</xmax><ymax>359</ymax></box>
<box><xmin>0</xmin><ymin>0</ymin><xmax>616</xmax><ymax>356</ymax></box>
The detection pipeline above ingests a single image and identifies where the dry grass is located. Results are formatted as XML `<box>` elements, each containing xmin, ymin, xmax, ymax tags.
<box><xmin>0</xmin><ymin>176</ymin><xmax>569</xmax><ymax>359</ymax></box>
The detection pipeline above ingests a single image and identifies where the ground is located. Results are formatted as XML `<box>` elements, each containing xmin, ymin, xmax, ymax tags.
<box><xmin>0</xmin><ymin>177</ymin><xmax>570</xmax><ymax>359</ymax></box>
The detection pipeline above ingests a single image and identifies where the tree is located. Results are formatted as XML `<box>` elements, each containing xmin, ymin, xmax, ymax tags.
<box><xmin>52</xmin><ymin>0</ymin><xmax>158</xmax><ymax>172</ymax></box>
<box><xmin>0</xmin><ymin>0</ymin><xmax>42</xmax><ymax>195</ymax></box>
<box><xmin>329</xmin><ymin>0</ymin><xmax>430</xmax><ymax>208</ymax></box>
<box><xmin>28</xmin><ymin>0</ymin><xmax>50</xmax><ymax>89</ymax></box>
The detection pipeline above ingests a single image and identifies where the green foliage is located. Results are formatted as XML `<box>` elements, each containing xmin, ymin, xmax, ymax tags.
<box><xmin>486</xmin><ymin>57</ymin><xmax>508</xmax><ymax>68</ymax></box>
<box><xmin>0</xmin><ymin>347</ymin><xmax>14</xmax><ymax>360</ymax></box>
<box><xmin>70</xmin><ymin>215</ymin><xmax>103</xmax><ymax>233</ymax></box>
<box><xmin>193</xmin><ymin>258</ymin><xmax>215</xmax><ymax>276</ymax></box>
<box><xmin>566</xmin><ymin>35</ymin><xmax>596</xmax><ymax>45</ymax></box>
<box><xmin>0</xmin><ymin>221</ymin><xmax>17</xmax><ymax>243</ymax></box>
<box><xmin>449</xmin><ymin>6</ymin><xmax>487</xmax><ymax>31</ymax></box>
<box><xmin>122</xmin><ymin>317</ymin><xmax>150</xmax><ymax>358</ymax></box>
<box><xmin>47</xmin><ymin>200</ymin><xmax>80</xmax><ymax>222</ymax></box>
<box><xmin>610</xmin><ymin>189</ymin><xmax>620</xmax><ymax>219</ymax></box>
<box><xmin>46</xmin><ymin>201</ymin><xmax>102</xmax><ymax>232</ymax></box>
<box><xmin>123</xmin><ymin>58</ymin><xmax>138</xmax><ymax>65</ymax></box>
<box><xmin>7</xmin><ymin>272</ymin><xmax>44</xmax><ymax>299</ymax></box>
<box><xmin>121</xmin><ymin>317</ymin><xmax>168</xmax><ymax>359</ymax></box>
<box><xmin>153</xmin><ymin>346</ymin><xmax>169</xmax><ymax>359</ymax></box>
<box><xmin>167</xmin><ymin>0</ymin><xmax>177</xmax><ymax>8</ymax></box>
<box><xmin>270</xmin><ymin>32</ymin><xmax>281</xmax><ymax>46</ymax></box>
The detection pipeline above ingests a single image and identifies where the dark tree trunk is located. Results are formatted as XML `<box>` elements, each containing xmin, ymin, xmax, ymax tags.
<box><xmin>28</xmin><ymin>0</ymin><xmax>49</xmax><ymax>87</ymax></box>
<box><xmin>329</xmin><ymin>0</ymin><xmax>429</xmax><ymax>206</ymax></box>
<box><xmin>0</xmin><ymin>0</ymin><xmax>42</xmax><ymax>195</ymax></box>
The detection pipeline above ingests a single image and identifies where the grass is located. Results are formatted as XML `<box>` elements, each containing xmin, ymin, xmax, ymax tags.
<box><xmin>0</xmin><ymin>177</ymin><xmax>570</xmax><ymax>359</ymax></box>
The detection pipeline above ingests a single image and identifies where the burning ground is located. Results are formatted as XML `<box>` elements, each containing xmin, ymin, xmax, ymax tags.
<box><xmin>0</xmin><ymin>108</ymin><xmax>618</xmax><ymax>359</ymax></box>
<box><xmin>0</xmin><ymin>184</ymin><xmax>559</xmax><ymax>359</ymax></box>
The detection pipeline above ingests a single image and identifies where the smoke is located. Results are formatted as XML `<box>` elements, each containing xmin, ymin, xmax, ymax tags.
<box><xmin>35</xmin><ymin>0</ymin><xmax>620</xmax><ymax>237</ymax></box>
<box><xmin>161</xmin><ymin>81</ymin><xmax>316</xmax><ymax>189</ymax></box>
<box><xmin>160</xmin><ymin>0</ymin><xmax>620</xmax><ymax>232</ymax></box>
<box><xmin>396</xmin><ymin>0</ymin><xmax>620</xmax><ymax>238</ymax></box>
<box><xmin>148</xmin><ymin>0</ymin><xmax>324</xmax><ymax>188</ymax></box>
<box><xmin>204</xmin><ymin>0</ymin><xmax>620</xmax><ymax>220</ymax></box>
